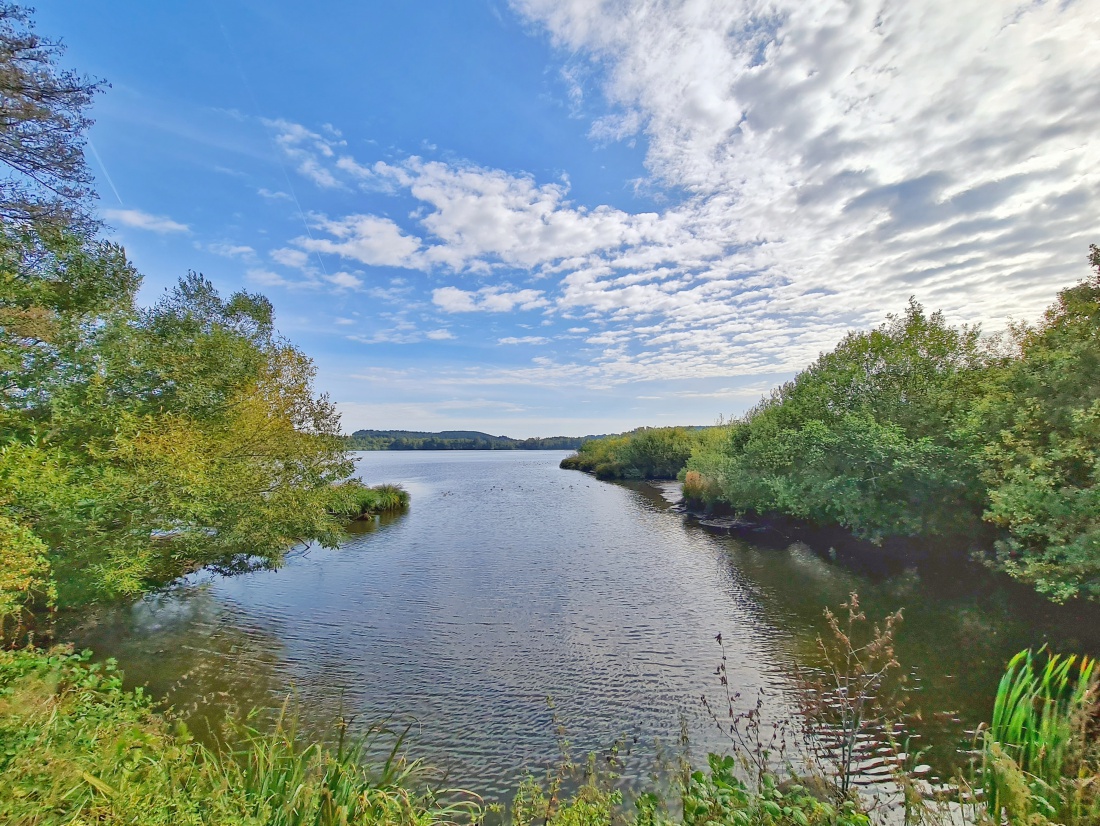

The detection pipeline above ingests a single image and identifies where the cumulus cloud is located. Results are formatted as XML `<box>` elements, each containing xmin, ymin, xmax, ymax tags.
<box><xmin>271</xmin><ymin>248</ymin><xmax>312</xmax><ymax>269</ymax></box>
<box><xmin>499</xmin><ymin>336</ymin><xmax>550</xmax><ymax>345</ymax></box>
<box><xmin>426</xmin><ymin>328</ymin><xmax>456</xmax><ymax>340</ymax></box>
<box><xmin>206</xmin><ymin>242</ymin><xmax>255</xmax><ymax>259</ymax></box>
<box><xmin>298</xmin><ymin>214</ymin><xmax>423</xmax><ymax>268</ymax></box>
<box><xmin>326</xmin><ymin>271</ymin><xmax>364</xmax><ymax>290</ymax></box>
<box><xmin>104</xmin><ymin>208</ymin><xmax>189</xmax><ymax>234</ymax></box>
<box><xmin>245</xmin><ymin>268</ymin><xmax>291</xmax><ymax>288</ymax></box>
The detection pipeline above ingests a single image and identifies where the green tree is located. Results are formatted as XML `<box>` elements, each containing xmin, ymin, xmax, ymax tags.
<box><xmin>2</xmin><ymin>259</ymin><xmax>353</xmax><ymax>607</ymax></box>
<box><xmin>974</xmin><ymin>246</ymin><xmax>1100</xmax><ymax>601</ymax></box>
<box><xmin>687</xmin><ymin>301</ymin><xmax>989</xmax><ymax>540</ymax></box>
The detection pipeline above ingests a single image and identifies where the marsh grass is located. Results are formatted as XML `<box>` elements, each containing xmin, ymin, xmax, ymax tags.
<box><xmin>327</xmin><ymin>481</ymin><xmax>411</xmax><ymax>519</ymax></box>
<box><xmin>214</xmin><ymin>703</ymin><xmax>482</xmax><ymax>826</ymax></box>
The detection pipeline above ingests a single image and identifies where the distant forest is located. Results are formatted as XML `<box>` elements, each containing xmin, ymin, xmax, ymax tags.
<box><xmin>346</xmin><ymin>429</ymin><xmax>604</xmax><ymax>451</ymax></box>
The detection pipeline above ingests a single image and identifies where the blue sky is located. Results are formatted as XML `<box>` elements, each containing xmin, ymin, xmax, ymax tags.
<box><xmin>38</xmin><ymin>0</ymin><xmax>1100</xmax><ymax>437</ymax></box>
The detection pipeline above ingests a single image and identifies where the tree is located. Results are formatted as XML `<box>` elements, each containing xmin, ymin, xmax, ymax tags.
<box><xmin>2</xmin><ymin>262</ymin><xmax>353</xmax><ymax>607</ymax></box>
<box><xmin>686</xmin><ymin>301</ymin><xmax>990</xmax><ymax>540</ymax></box>
<box><xmin>0</xmin><ymin>3</ymin><xmax>105</xmax><ymax>233</ymax></box>
<box><xmin>975</xmin><ymin>246</ymin><xmax>1100</xmax><ymax>601</ymax></box>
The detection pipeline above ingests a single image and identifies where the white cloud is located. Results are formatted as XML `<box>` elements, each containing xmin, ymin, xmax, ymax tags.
<box><xmin>499</xmin><ymin>336</ymin><xmax>550</xmax><ymax>345</ymax></box>
<box><xmin>207</xmin><ymin>242</ymin><xmax>255</xmax><ymax>259</ymax></box>
<box><xmin>426</xmin><ymin>328</ymin><xmax>455</xmax><ymax>340</ymax></box>
<box><xmin>263</xmin><ymin>118</ymin><xmax>348</xmax><ymax>189</ymax></box>
<box><xmin>271</xmin><ymin>248</ymin><xmax>311</xmax><ymax>269</ymax></box>
<box><xmin>432</xmin><ymin>286</ymin><xmax>549</xmax><ymax>313</ymax></box>
<box><xmin>257</xmin><ymin>187</ymin><xmax>292</xmax><ymax>201</ymax></box>
<box><xmin>245</xmin><ymin>268</ymin><xmax>290</xmax><ymax>288</ymax></box>
<box><xmin>326</xmin><ymin>271</ymin><xmax>364</xmax><ymax>290</ymax></box>
<box><xmin>298</xmin><ymin>214</ymin><xmax>423</xmax><ymax>268</ymax></box>
<box><xmin>104</xmin><ymin>208</ymin><xmax>189</xmax><ymax>234</ymax></box>
<box><xmin>265</xmin><ymin>0</ymin><xmax>1100</xmax><ymax>386</ymax></box>
<box><xmin>431</xmin><ymin>286</ymin><xmax>477</xmax><ymax>312</ymax></box>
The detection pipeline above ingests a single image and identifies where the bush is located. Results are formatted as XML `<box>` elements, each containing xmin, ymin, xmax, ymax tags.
<box><xmin>561</xmin><ymin>428</ymin><xmax>709</xmax><ymax>481</ymax></box>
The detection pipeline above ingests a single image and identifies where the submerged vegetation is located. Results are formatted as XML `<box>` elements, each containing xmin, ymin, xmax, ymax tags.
<box><xmin>563</xmin><ymin>249</ymin><xmax>1100</xmax><ymax>603</ymax></box>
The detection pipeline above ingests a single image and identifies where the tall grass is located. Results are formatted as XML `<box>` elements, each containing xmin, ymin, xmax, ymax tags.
<box><xmin>0</xmin><ymin>647</ymin><xmax>479</xmax><ymax>826</ymax></box>
<box><xmin>214</xmin><ymin>703</ymin><xmax>480</xmax><ymax>826</ymax></box>
<box><xmin>982</xmin><ymin>648</ymin><xmax>1098</xmax><ymax>824</ymax></box>
<box><xmin>327</xmin><ymin>481</ymin><xmax>410</xmax><ymax>519</ymax></box>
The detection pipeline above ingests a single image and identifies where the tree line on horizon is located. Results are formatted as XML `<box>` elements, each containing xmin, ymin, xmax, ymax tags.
<box><xmin>347</xmin><ymin>428</ymin><xmax>599</xmax><ymax>451</ymax></box>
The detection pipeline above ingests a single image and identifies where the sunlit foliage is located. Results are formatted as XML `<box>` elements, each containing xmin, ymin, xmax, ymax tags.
<box><xmin>1</xmin><ymin>229</ymin><xmax>354</xmax><ymax>620</ymax></box>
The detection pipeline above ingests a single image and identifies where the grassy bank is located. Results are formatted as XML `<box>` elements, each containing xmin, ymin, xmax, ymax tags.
<box><xmin>0</xmin><ymin>647</ymin><xmax>475</xmax><ymax>826</ymax></box>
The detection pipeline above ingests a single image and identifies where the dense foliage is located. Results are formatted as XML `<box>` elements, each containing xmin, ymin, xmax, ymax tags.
<box><xmin>563</xmin><ymin>253</ymin><xmax>1100</xmax><ymax>602</ymax></box>
<box><xmin>0</xmin><ymin>7</ymin><xmax>370</xmax><ymax>637</ymax></box>
<box><xmin>348</xmin><ymin>429</ymin><xmax>594</xmax><ymax>451</ymax></box>
<box><xmin>680</xmin><ymin>258</ymin><xmax>1100</xmax><ymax>600</ymax></box>
<box><xmin>559</xmin><ymin>427</ymin><xmax>716</xmax><ymax>480</ymax></box>
<box><xmin>973</xmin><ymin>247</ymin><xmax>1100</xmax><ymax>601</ymax></box>
<box><xmin>0</xmin><ymin>229</ymin><xmax>356</xmax><ymax>619</ymax></box>
<box><xmin>683</xmin><ymin>299</ymin><xmax>990</xmax><ymax>541</ymax></box>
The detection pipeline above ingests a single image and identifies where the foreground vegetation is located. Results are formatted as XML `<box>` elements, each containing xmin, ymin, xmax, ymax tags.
<box><xmin>3</xmin><ymin>595</ymin><xmax>1097</xmax><ymax>825</ymax></box>
<box><xmin>563</xmin><ymin>250</ymin><xmax>1100</xmax><ymax>603</ymax></box>
<box><xmin>0</xmin><ymin>647</ymin><xmax>476</xmax><ymax>826</ymax></box>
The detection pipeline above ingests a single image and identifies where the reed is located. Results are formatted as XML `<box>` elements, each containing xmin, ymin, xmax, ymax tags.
<box><xmin>982</xmin><ymin>647</ymin><xmax>1098</xmax><ymax>824</ymax></box>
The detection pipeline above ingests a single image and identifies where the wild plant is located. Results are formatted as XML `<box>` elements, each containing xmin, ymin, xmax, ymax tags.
<box><xmin>212</xmin><ymin>698</ymin><xmax>482</xmax><ymax>826</ymax></box>
<box><xmin>795</xmin><ymin>592</ymin><xmax>905</xmax><ymax>802</ymax></box>
<box><xmin>701</xmin><ymin>632</ymin><xmax>793</xmax><ymax>790</ymax></box>
<box><xmin>326</xmin><ymin>480</ymin><xmax>410</xmax><ymax>518</ymax></box>
<box><xmin>507</xmin><ymin>696</ymin><xmax>635</xmax><ymax>826</ymax></box>
<box><xmin>978</xmin><ymin>647</ymin><xmax>1099</xmax><ymax>825</ymax></box>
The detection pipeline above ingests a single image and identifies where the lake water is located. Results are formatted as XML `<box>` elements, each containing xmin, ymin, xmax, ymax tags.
<box><xmin>62</xmin><ymin>450</ymin><xmax>1100</xmax><ymax>801</ymax></box>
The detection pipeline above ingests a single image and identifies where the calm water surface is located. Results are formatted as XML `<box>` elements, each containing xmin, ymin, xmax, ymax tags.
<box><xmin>63</xmin><ymin>451</ymin><xmax>1100</xmax><ymax>799</ymax></box>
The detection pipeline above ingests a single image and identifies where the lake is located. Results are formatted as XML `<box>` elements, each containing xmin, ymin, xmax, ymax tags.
<box><xmin>61</xmin><ymin>450</ymin><xmax>1100</xmax><ymax>801</ymax></box>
